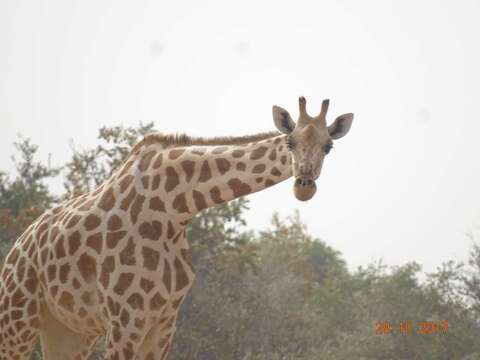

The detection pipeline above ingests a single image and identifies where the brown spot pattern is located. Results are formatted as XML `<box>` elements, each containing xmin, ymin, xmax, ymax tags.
<box><xmin>252</xmin><ymin>164</ymin><xmax>266</xmax><ymax>173</ymax></box>
<box><xmin>150</xmin><ymin>292</ymin><xmax>166</xmax><ymax>310</ymax></box>
<box><xmin>59</xmin><ymin>291</ymin><xmax>75</xmax><ymax>312</ymax></box>
<box><xmin>165</xmin><ymin>167</ymin><xmax>180</xmax><ymax>192</ymax></box>
<box><xmin>98</xmin><ymin>188</ymin><xmax>116</xmax><ymax>212</ymax></box>
<box><xmin>77</xmin><ymin>253</ymin><xmax>97</xmax><ymax>282</ymax></box>
<box><xmin>120</xmin><ymin>187</ymin><xmax>137</xmax><ymax>210</ymax></box>
<box><xmin>142</xmin><ymin>246</ymin><xmax>160</xmax><ymax>271</ymax></box>
<box><xmin>113</xmin><ymin>273</ymin><xmax>135</xmax><ymax>296</ymax></box>
<box><xmin>232</xmin><ymin>149</ymin><xmax>245</xmax><ymax>158</ymax></box>
<box><xmin>86</xmin><ymin>232</ymin><xmax>103</xmax><ymax>254</ymax></box>
<box><xmin>212</xmin><ymin>146</ymin><xmax>228</xmax><ymax>154</ymax></box>
<box><xmin>108</xmin><ymin>214</ymin><xmax>123</xmax><ymax>231</ymax></box>
<box><xmin>236</xmin><ymin>162</ymin><xmax>246</xmax><ymax>171</ymax></box>
<box><xmin>271</xmin><ymin>167</ymin><xmax>282</xmax><ymax>177</ymax></box>
<box><xmin>59</xmin><ymin>263</ymin><xmax>70</xmax><ymax>283</ymax></box>
<box><xmin>140</xmin><ymin>278</ymin><xmax>155</xmax><ymax>293</ymax></box>
<box><xmin>163</xmin><ymin>260</ymin><xmax>171</xmax><ymax>292</ymax></box>
<box><xmin>269</xmin><ymin>149</ymin><xmax>277</xmax><ymax>161</ymax></box>
<box><xmin>6</xmin><ymin>248</ymin><xmax>19</xmax><ymax>265</ymax></box>
<box><xmin>119</xmin><ymin>175</ymin><xmax>134</xmax><ymax>193</ymax></box>
<box><xmin>24</xmin><ymin>268</ymin><xmax>38</xmax><ymax>294</ymax></box>
<box><xmin>191</xmin><ymin>148</ymin><xmax>205</xmax><ymax>156</ymax></box>
<box><xmin>99</xmin><ymin>256</ymin><xmax>115</xmax><ymax>288</ymax></box>
<box><xmin>172</xmin><ymin>193</ymin><xmax>189</xmax><ymax>214</ymax></box>
<box><xmin>192</xmin><ymin>190</ymin><xmax>207</xmax><ymax>211</ymax></box>
<box><xmin>228</xmin><ymin>178</ymin><xmax>252</xmax><ymax>197</ymax></box>
<box><xmin>68</xmin><ymin>231</ymin><xmax>81</xmax><ymax>255</ymax></box>
<box><xmin>141</xmin><ymin>176</ymin><xmax>150</xmax><ymax>189</ymax></box>
<box><xmin>167</xmin><ymin>221</ymin><xmax>175</xmax><ymax>239</ymax></box>
<box><xmin>250</xmin><ymin>146</ymin><xmax>268</xmax><ymax>160</ymax></box>
<box><xmin>81</xmin><ymin>291</ymin><xmax>93</xmax><ymax>306</ymax></box>
<box><xmin>127</xmin><ymin>293</ymin><xmax>144</xmax><ymax>310</ymax></box>
<box><xmin>138</xmin><ymin>151</ymin><xmax>156</xmax><ymax>171</ymax></box>
<box><xmin>11</xmin><ymin>288</ymin><xmax>28</xmax><ymax>307</ymax></box>
<box><xmin>210</xmin><ymin>186</ymin><xmax>223</xmax><ymax>204</ymax></box>
<box><xmin>54</xmin><ymin>236</ymin><xmax>66</xmax><ymax>258</ymax></box>
<box><xmin>106</xmin><ymin>231</ymin><xmax>127</xmax><ymax>248</ymax></box>
<box><xmin>215</xmin><ymin>158</ymin><xmax>231</xmax><ymax>175</ymax></box>
<box><xmin>134</xmin><ymin>317</ymin><xmax>145</xmax><ymax>329</ymax></box>
<box><xmin>84</xmin><ymin>214</ymin><xmax>101</xmax><ymax>231</ymax></box>
<box><xmin>152</xmin><ymin>153</ymin><xmax>163</xmax><ymax>169</ymax></box>
<box><xmin>149</xmin><ymin>197</ymin><xmax>165</xmax><ymax>212</ymax></box>
<box><xmin>72</xmin><ymin>278</ymin><xmax>81</xmax><ymax>290</ymax></box>
<box><xmin>139</xmin><ymin>221</ymin><xmax>162</xmax><ymax>241</ymax></box>
<box><xmin>198</xmin><ymin>160</ymin><xmax>212</xmax><ymax>182</ymax></box>
<box><xmin>151</xmin><ymin>174</ymin><xmax>161</xmax><ymax>190</ymax></box>
<box><xmin>168</xmin><ymin>149</ymin><xmax>185</xmax><ymax>160</ymax></box>
<box><xmin>119</xmin><ymin>237</ymin><xmax>136</xmax><ymax>266</ymax></box>
<box><xmin>39</xmin><ymin>232</ymin><xmax>48</xmax><ymax>248</ymax></box>
<box><xmin>120</xmin><ymin>309</ymin><xmax>130</xmax><ymax>327</ymax></box>
<box><xmin>47</xmin><ymin>265</ymin><xmax>56</xmax><ymax>282</ymax></box>
<box><xmin>181</xmin><ymin>160</ymin><xmax>195</xmax><ymax>183</ymax></box>
<box><xmin>130</xmin><ymin>195</ymin><xmax>146</xmax><ymax>223</ymax></box>
<box><xmin>265</xmin><ymin>179</ymin><xmax>275</xmax><ymax>187</ymax></box>
<box><xmin>66</xmin><ymin>215</ymin><xmax>81</xmax><ymax>229</ymax></box>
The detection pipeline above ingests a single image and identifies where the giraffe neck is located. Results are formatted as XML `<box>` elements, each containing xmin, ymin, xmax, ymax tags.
<box><xmin>115</xmin><ymin>134</ymin><xmax>292</xmax><ymax>222</ymax></box>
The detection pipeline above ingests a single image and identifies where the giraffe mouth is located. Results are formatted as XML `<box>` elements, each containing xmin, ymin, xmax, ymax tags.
<box><xmin>293</xmin><ymin>177</ymin><xmax>317</xmax><ymax>201</ymax></box>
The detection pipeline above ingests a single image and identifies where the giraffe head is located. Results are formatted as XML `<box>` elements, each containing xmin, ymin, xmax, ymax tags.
<box><xmin>272</xmin><ymin>96</ymin><xmax>353</xmax><ymax>201</ymax></box>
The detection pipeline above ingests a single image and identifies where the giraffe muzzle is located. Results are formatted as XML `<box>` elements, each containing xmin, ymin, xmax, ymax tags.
<box><xmin>293</xmin><ymin>177</ymin><xmax>317</xmax><ymax>201</ymax></box>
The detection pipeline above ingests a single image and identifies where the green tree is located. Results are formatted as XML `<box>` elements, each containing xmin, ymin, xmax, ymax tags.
<box><xmin>0</xmin><ymin>137</ymin><xmax>60</xmax><ymax>260</ymax></box>
<box><xmin>172</xmin><ymin>211</ymin><xmax>349</xmax><ymax>360</ymax></box>
<box><xmin>463</xmin><ymin>241</ymin><xmax>480</xmax><ymax>315</ymax></box>
<box><xmin>64</xmin><ymin>122</ymin><xmax>155</xmax><ymax>195</ymax></box>
<box><xmin>1</xmin><ymin>126</ymin><xmax>480</xmax><ymax>359</ymax></box>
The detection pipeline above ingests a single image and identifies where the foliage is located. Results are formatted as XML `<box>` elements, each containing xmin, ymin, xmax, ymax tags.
<box><xmin>0</xmin><ymin>137</ymin><xmax>60</xmax><ymax>261</ymax></box>
<box><xmin>64</xmin><ymin>122</ymin><xmax>155</xmax><ymax>195</ymax></box>
<box><xmin>0</xmin><ymin>127</ymin><xmax>479</xmax><ymax>359</ymax></box>
<box><xmin>463</xmin><ymin>241</ymin><xmax>480</xmax><ymax>314</ymax></box>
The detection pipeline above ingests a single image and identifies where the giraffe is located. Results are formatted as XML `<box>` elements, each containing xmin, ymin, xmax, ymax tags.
<box><xmin>0</xmin><ymin>96</ymin><xmax>353</xmax><ymax>359</ymax></box>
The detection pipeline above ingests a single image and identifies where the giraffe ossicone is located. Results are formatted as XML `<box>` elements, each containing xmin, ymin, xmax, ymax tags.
<box><xmin>0</xmin><ymin>97</ymin><xmax>353</xmax><ymax>360</ymax></box>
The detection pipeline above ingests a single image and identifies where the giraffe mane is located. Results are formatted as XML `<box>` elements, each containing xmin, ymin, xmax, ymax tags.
<box><xmin>128</xmin><ymin>131</ymin><xmax>281</xmax><ymax>157</ymax></box>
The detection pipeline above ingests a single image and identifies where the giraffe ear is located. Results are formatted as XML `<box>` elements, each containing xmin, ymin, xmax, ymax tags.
<box><xmin>272</xmin><ymin>106</ymin><xmax>296</xmax><ymax>134</ymax></box>
<box><xmin>328</xmin><ymin>113</ymin><xmax>353</xmax><ymax>139</ymax></box>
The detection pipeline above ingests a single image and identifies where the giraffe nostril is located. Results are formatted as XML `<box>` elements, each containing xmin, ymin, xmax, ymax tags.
<box><xmin>295</xmin><ymin>178</ymin><xmax>316</xmax><ymax>187</ymax></box>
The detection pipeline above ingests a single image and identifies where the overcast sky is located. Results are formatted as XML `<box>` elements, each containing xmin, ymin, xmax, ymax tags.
<box><xmin>1</xmin><ymin>0</ymin><xmax>480</xmax><ymax>273</ymax></box>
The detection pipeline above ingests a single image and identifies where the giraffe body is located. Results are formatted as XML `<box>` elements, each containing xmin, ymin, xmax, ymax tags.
<box><xmin>0</xmin><ymin>97</ymin><xmax>353</xmax><ymax>359</ymax></box>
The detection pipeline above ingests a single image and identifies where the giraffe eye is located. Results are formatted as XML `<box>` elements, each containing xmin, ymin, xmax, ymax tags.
<box><xmin>324</xmin><ymin>143</ymin><xmax>333</xmax><ymax>154</ymax></box>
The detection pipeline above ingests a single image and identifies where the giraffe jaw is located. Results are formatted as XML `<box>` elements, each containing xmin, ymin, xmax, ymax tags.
<box><xmin>293</xmin><ymin>179</ymin><xmax>317</xmax><ymax>201</ymax></box>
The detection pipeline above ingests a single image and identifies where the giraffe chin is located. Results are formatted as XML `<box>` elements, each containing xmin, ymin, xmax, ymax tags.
<box><xmin>293</xmin><ymin>182</ymin><xmax>317</xmax><ymax>201</ymax></box>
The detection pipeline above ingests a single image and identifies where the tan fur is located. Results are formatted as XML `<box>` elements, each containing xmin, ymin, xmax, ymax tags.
<box><xmin>39</xmin><ymin>307</ymin><xmax>98</xmax><ymax>360</ymax></box>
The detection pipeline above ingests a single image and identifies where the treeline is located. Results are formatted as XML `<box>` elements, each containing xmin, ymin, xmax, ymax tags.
<box><xmin>1</xmin><ymin>125</ymin><xmax>480</xmax><ymax>359</ymax></box>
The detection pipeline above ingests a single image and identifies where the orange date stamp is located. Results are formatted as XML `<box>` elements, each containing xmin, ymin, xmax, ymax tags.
<box><xmin>376</xmin><ymin>320</ymin><xmax>448</xmax><ymax>335</ymax></box>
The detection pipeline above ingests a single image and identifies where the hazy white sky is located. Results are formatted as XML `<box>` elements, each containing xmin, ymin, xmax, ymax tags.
<box><xmin>1</xmin><ymin>0</ymin><xmax>480</xmax><ymax>272</ymax></box>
